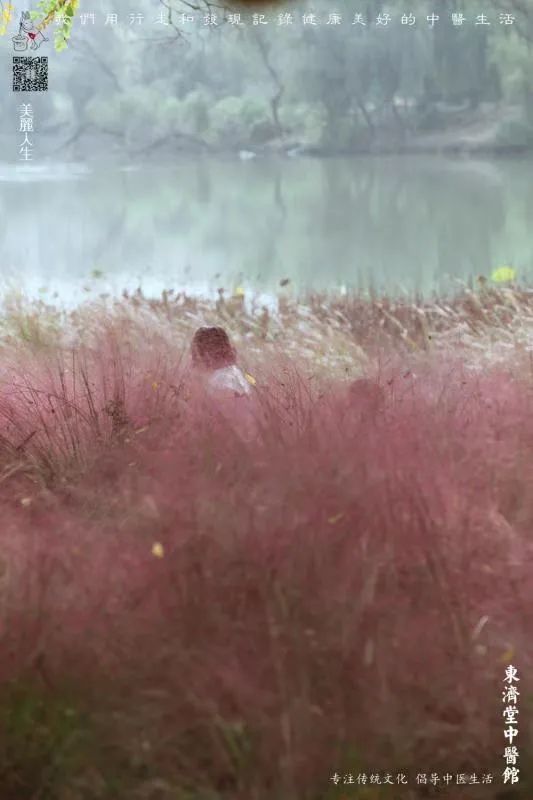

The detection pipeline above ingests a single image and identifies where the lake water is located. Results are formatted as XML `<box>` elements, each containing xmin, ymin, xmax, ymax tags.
<box><xmin>1</xmin><ymin>154</ymin><xmax>533</xmax><ymax>308</ymax></box>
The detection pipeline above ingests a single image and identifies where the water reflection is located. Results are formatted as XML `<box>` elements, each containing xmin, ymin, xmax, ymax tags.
<box><xmin>0</xmin><ymin>154</ymin><xmax>532</xmax><ymax>307</ymax></box>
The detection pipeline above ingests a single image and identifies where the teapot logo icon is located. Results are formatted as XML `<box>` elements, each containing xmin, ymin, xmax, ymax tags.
<box><xmin>12</xmin><ymin>11</ymin><xmax>48</xmax><ymax>50</ymax></box>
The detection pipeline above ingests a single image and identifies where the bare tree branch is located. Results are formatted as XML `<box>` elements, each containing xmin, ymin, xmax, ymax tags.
<box><xmin>252</xmin><ymin>28</ymin><xmax>285</xmax><ymax>137</ymax></box>
<box><xmin>69</xmin><ymin>36</ymin><xmax>123</xmax><ymax>92</ymax></box>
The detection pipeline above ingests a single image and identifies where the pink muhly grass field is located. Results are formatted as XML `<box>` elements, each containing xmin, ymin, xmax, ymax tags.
<box><xmin>0</xmin><ymin>323</ymin><xmax>531</xmax><ymax>799</ymax></box>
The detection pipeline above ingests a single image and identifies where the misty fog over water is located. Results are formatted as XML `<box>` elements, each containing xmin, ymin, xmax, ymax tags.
<box><xmin>1</xmin><ymin>153</ymin><xmax>533</xmax><ymax>306</ymax></box>
<box><xmin>2</xmin><ymin>0</ymin><xmax>533</xmax><ymax>303</ymax></box>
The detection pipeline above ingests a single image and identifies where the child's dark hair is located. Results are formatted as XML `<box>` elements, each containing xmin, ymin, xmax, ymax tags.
<box><xmin>191</xmin><ymin>326</ymin><xmax>237</xmax><ymax>370</ymax></box>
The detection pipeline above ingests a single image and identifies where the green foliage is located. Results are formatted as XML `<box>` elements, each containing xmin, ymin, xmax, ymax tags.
<box><xmin>182</xmin><ymin>89</ymin><xmax>211</xmax><ymax>135</ymax></box>
<box><xmin>86</xmin><ymin>88</ymin><xmax>214</xmax><ymax>144</ymax></box>
<box><xmin>209</xmin><ymin>96</ymin><xmax>247</xmax><ymax>144</ymax></box>
<box><xmin>209</xmin><ymin>95</ymin><xmax>274</xmax><ymax>146</ymax></box>
<box><xmin>280</xmin><ymin>102</ymin><xmax>326</xmax><ymax>144</ymax></box>
<box><xmin>496</xmin><ymin>115</ymin><xmax>533</xmax><ymax>148</ymax></box>
<box><xmin>86</xmin><ymin>87</ymin><xmax>158</xmax><ymax>146</ymax></box>
<box><xmin>0</xmin><ymin>680</ymin><xmax>93</xmax><ymax>798</ymax></box>
<box><xmin>50</xmin><ymin>93</ymin><xmax>75</xmax><ymax>126</ymax></box>
<box><xmin>29</xmin><ymin>0</ymin><xmax>77</xmax><ymax>52</ymax></box>
<box><xmin>85</xmin><ymin>94</ymin><xmax>117</xmax><ymax>131</ymax></box>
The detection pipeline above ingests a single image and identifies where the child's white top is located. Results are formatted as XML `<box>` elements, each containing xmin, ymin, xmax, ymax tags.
<box><xmin>207</xmin><ymin>365</ymin><xmax>251</xmax><ymax>397</ymax></box>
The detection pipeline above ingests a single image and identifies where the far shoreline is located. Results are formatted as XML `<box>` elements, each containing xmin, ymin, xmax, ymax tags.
<box><xmin>6</xmin><ymin>101</ymin><xmax>533</xmax><ymax>163</ymax></box>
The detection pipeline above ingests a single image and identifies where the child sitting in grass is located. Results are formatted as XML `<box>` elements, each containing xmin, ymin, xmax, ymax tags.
<box><xmin>190</xmin><ymin>326</ymin><xmax>251</xmax><ymax>398</ymax></box>
<box><xmin>190</xmin><ymin>326</ymin><xmax>257</xmax><ymax>442</ymax></box>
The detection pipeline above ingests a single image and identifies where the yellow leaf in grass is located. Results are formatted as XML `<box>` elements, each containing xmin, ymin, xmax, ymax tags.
<box><xmin>151</xmin><ymin>542</ymin><xmax>164</xmax><ymax>559</ymax></box>
<box><xmin>491</xmin><ymin>266</ymin><xmax>516</xmax><ymax>283</ymax></box>
<box><xmin>500</xmin><ymin>645</ymin><xmax>515</xmax><ymax>663</ymax></box>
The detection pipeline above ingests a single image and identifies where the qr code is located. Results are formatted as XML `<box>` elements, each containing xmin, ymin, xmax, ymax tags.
<box><xmin>12</xmin><ymin>57</ymin><xmax>48</xmax><ymax>92</ymax></box>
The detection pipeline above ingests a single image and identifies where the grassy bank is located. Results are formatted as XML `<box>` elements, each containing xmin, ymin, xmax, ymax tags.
<box><xmin>0</xmin><ymin>286</ymin><xmax>531</xmax><ymax>799</ymax></box>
